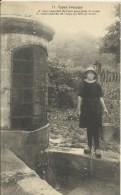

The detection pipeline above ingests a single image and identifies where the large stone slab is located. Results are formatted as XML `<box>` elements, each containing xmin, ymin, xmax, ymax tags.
<box><xmin>1</xmin><ymin>147</ymin><xmax>62</xmax><ymax>195</ymax></box>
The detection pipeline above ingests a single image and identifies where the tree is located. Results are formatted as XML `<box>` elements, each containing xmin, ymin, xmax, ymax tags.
<box><xmin>100</xmin><ymin>5</ymin><xmax>120</xmax><ymax>63</ymax></box>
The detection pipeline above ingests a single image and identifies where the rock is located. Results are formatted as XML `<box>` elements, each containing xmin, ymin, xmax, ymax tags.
<box><xmin>49</xmin><ymin>138</ymin><xmax>62</xmax><ymax>144</ymax></box>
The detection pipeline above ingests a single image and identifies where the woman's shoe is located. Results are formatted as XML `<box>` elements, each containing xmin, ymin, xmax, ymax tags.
<box><xmin>95</xmin><ymin>149</ymin><xmax>101</xmax><ymax>158</ymax></box>
<box><xmin>84</xmin><ymin>146</ymin><xmax>91</xmax><ymax>154</ymax></box>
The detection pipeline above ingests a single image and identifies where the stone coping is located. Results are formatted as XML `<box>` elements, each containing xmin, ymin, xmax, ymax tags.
<box><xmin>1</xmin><ymin>147</ymin><xmax>62</xmax><ymax>195</ymax></box>
<box><xmin>1</xmin><ymin>17</ymin><xmax>55</xmax><ymax>41</ymax></box>
<box><xmin>47</xmin><ymin>147</ymin><xmax>120</xmax><ymax>162</ymax></box>
<box><xmin>1</xmin><ymin>123</ymin><xmax>49</xmax><ymax>133</ymax></box>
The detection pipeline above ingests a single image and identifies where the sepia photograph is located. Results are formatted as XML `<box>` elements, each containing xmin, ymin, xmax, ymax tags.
<box><xmin>1</xmin><ymin>1</ymin><xmax>120</xmax><ymax>195</ymax></box>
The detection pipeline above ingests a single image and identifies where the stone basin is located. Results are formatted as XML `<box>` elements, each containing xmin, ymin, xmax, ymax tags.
<box><xmin>36</xmin><ymin>147</ymin><xmax>120</xmax><ymax>195</ymax></box>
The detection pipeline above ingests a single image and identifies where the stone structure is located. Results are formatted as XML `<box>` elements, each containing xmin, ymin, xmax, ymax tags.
<box><xmin>1</xmin><ymin>147</ymin><xmax>62</xmax><ymax>195</ymax></box>
<box><xmin>1</xmin><ymin>14</ymin><xmax>54</xmax><ymax>165</ymax></box>
<box><xmin>45</xmin><ymin>148</ymin><xmax>120</xmax><ymax>194</ymax></box>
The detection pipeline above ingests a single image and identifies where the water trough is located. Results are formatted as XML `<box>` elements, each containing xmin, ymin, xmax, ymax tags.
<box><xmin>36</xmin><ymin>147</ymin><xmax>120</xmax><ymax>195</ymax></box>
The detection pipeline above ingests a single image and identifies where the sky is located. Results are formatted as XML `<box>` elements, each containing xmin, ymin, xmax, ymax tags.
<box><xmin>1</xmin><ymin>1</ymin><xmax>118</xmax><ymax>37</ymax></box>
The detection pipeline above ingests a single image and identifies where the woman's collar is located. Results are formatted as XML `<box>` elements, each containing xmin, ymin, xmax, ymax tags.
<box><xmin>84</xmin><ymin>79</ymin><xmax>96</xmax><ymax>83</ymax></box>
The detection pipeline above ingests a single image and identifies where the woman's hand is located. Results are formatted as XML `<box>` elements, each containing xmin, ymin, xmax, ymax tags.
<box><xmin>100</xmin><ymin>97</ymin><xmax>108</xmax><ymax>116</ymax></box>
<box><xmin>77</xmin><ymin>96</ymin><xmax>82</xmax><ymax>117</ymax></box>
<box><xmin>104</xmin><ymin>109</ymin><xmax>108</xmax><ymax>116</ymax></box>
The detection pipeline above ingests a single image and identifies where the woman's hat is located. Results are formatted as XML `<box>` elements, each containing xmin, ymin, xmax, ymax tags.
<box><xmin>84</xmin><ymin>66</ymin><xmax>97</xmax><ymax>75</ymax></box>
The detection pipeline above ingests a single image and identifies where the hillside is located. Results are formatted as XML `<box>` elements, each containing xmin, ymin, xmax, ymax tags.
<box><xmin>49</xmin><ymin>32</ymin><xmax>118</xmax><ymax>71</ymax></box>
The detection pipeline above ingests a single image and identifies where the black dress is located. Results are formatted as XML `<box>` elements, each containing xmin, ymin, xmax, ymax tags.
<box><xmin>78</xmin><ymin>81</ymin><xmax>103</xmax><ymax>128</ymax></box>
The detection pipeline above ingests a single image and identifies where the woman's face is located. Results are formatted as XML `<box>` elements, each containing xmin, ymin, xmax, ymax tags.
<box><xmin>86</xmin><ymin>71</ymin><xmax>95</xmax><ymax>80</ymax></box>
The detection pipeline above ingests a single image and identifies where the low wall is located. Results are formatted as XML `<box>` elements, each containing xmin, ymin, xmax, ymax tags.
<box><xmin>1</xmin><ymin>124</ymin><xmax>49</xmax><ymax>169</ymax></box>
<box><xmin>1</xmin><ymin>147</ymin><xmax>62</xmax><ymax>195</ymax></box>
<box><xmin>41</xmin><ymin>148</ymin><xmax>120</xmax><ymax>190</ymax></box>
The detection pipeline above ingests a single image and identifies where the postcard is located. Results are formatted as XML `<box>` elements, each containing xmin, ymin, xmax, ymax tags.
<box><xmin>1</xmin><ymin>1</ymin><xmax>120</xmax><ymax>195</ymax></box>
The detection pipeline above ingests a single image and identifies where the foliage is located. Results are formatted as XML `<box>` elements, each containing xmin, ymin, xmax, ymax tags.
<box><xmin>48</xmin><ymin>57</ymin><xmax>82</xmax><ymax>108</ymax></box>
<box><xmin>99</xmin><ymin>5</ymin><xmax>120</xmax><ymax>63</ymax></box>
<box><xmin>103</xmin><ymin>94</ymin><xmax>120</xmax><ymax>127</ymax></box>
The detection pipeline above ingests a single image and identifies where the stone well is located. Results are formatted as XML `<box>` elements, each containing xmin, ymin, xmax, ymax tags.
<box><xmin>1</xmin><ymin>10</ymin><xmax>54</xmax><ymax>166</ymax></box>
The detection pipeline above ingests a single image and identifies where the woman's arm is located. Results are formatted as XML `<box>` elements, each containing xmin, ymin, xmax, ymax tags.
<box><xmin>100</xmin><ymin>97</ymin><xmax>108</xmax><ymax>115</ymax></box>
<box><xmin>77</xmin><ymin>96</ymin><xmax>82</xmax><ymax>116</ymax></box>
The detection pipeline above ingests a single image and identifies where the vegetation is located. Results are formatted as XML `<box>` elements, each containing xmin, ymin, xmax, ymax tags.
<box><xmin>48</xmin><ymin>108</ymin><xmax>120</xmax><ymax>153</ymax></box>
<box><xmin>99</xmin><ymin>5</ymin><xmax>120</xmax><ymax>63</ymax></box>
<box><xmin>48</xmin><ymin>57</ymin><xmax>82</xmax><ymax>108</ymax></box>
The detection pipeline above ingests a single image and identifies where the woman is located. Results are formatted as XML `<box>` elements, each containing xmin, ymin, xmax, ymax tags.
<box><xmin>77</xmin><ymin>66</ymin><xmax>108</xmax><ymax>158</ymax></box>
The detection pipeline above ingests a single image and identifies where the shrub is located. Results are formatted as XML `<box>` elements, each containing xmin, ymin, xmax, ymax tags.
<box><xmin>48</xmin><ymin>57</ymin><xmax>81</xmax><ymax>108</ymax></box>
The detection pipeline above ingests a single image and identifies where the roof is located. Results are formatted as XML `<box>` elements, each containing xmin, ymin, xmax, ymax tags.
<box><xmin>1</xmin><ymin>16</ymin><xmax>55</xmax><ymax>42</ymax></box>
